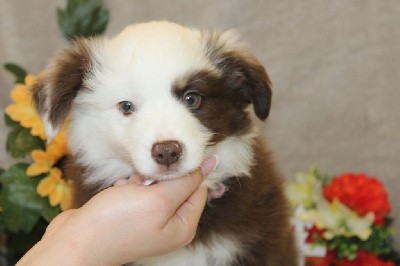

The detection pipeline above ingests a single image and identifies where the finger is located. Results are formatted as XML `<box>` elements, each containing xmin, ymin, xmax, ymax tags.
<box><xmin>200</xmin><ymin>156</ymin><xmax>218</xmax><ymax>176</ymax></box>
<box><xmin>163</xmin><ymin>186</ymin><xmax>208</xmax><ymax>247</ymax></box>
<box><xmin>43</xmin><ymin>209</ymin><xmax>76</xmax><ymax>237</ymax></box>
<box><xmin>148</xmin><ymin>155</ymin><xmax>217</xmax><ymax>212</ymax></box>
<box><xmin>175</xmin><ymin>185</ymin><xmax>208</xmax><ymax>222</ymax></box>
<box><xmin>151</xmin><ymin>168</ymin><xmax>204</xmax><ymax>212</ymax></box>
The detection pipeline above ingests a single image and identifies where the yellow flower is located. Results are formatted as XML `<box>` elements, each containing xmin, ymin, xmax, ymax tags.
<box><xmin>6</xmin><ymin>74</ymin><xmax>72</xmax><ymax>211</ymax></box>
<box><xmin>37</xmin><ymin>168</ymin><xmax>72</xmax><ymax>210</ymax></box>
<box><xmin>298</xmin><ymin>189</ymin><xmax>374</xmax><ymax>241</ymax></box>
<box><xmin>286</xmin><ymin>170</ymin><xmax>318</xmax><ymax>209</ymax></box>
<box><xmin>5</xmin><ymin>75</ymin><xmax>46</xmax><ymax>140</ymax></box>
<box><xmin>26</xmin><ymin>127</ymin><xmax>68</xmax><ymax>176</ymax></box>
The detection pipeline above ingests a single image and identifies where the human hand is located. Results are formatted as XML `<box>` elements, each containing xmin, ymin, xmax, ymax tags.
<box><xmin>17</xmin><ymin>156</ymin><xmax>217</xmax><ymax>266</ymax></box>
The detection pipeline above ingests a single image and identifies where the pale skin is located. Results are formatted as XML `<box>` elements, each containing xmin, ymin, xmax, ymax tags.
<box><xmin>17</xmin><ymin>157</ymin><xmax>217</xmax><ymax>266</ymax></box>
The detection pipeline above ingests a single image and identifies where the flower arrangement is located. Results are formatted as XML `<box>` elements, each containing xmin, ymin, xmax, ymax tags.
<box><xmin>287</xmin><ymin>168</ymin><xmax>400</xmax><ymax>266</ymax></box>
<box><xmin>0</xmin><ymin>0</ymin><xmax>109</xmax><ymax>264</ymax></box>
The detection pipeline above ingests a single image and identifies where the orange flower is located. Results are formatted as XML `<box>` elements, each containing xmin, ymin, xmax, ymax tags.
<box><xmin>37</xmin><ymin>168</ymin><xmax>72</xmax><ymax>210</ymax></box>
<box><xmin>5</xmin><ymin>75</ymin><xmax>46</xmax><ymax>140</ymax></box>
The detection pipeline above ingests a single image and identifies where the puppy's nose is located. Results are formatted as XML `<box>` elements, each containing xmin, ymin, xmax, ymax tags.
<box><xmin>151</xmin><ymin>141</ymin><xmax>182</xmax><ymax>167</ymax></box>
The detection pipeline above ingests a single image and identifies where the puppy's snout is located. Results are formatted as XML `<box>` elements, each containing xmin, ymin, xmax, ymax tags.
<box><xmin>151</xmin><ymin>141</ymin><xmax>182</xmax><ymax>167</ymax></box>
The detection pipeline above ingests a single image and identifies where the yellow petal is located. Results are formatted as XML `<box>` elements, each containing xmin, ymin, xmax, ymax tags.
<box><xmin>27</xmin><ymin>162</ymin><xmax>51</xmax><ymax>176</ymax></box>
<box><xmin>25</xmin><ymin>74</ymin><xmax>37</xmax><ymax>86</ymax></box>
<box><xmin>10</xmin><ymin>84</ymin><xmax>31</xmax><ymax>104</ymax></box>
<box><xmin>6</xmin><ymin>75</ymin><xmax>47</xmax><ymax>140</ymax></box>
<box><xmin>20</xmin><ymin>112</ymin><xmax>41</xmax><ymax>127</ymax></box>
<box><xmin>31</xmin><ymin>150</ymin><xmax>48</xmax><ymax>161</ymax></box>
<box><xmin>49</xmin><ymin>185</ymin><xmax>64</xmax><ymax>206</ymax></box>
<box><xmin>30</xmin><ymin>124</ymin><xmax>46</xmax><ymax>140</ymax></box>
<box><xmin>5</xmin><ymin>104</ymin><xmax>32</xmax><ymax>122</ymax></box>
<box><xmin>47</xmin><ymin>142</ymin><xmax>67</xmax><ymax>162</ymax></box>
<box><xmin>60</xmin><ymin>187</ymin><xmax>72</xmax><ymax>211</ymax></box>
<box><xmin>49</xmin><ymin>168</ymin><xmax>62</xmax><ymax>181</ymax></box>
<box><xmin>37</xmin><ymin>177</ymin><xmax>56</xmax><ymax>196</ymax></box>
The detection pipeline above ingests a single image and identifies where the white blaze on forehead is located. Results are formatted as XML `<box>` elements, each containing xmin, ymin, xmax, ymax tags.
<box><xmin>101</xmin><ymin>21</ymin><xmax>210</xmax><ymax>96</ymax></box>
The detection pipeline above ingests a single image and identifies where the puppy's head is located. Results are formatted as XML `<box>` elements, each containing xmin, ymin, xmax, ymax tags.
<box><xmin>32</xmin><ymin>21</ymin><xmax>272</xmax><ymax>187</ymax></box>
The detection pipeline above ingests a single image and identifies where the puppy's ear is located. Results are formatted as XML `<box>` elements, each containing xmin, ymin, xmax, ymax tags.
<box><xmin>223</xmin><ymin>51</ymin><xmax>272</xmax><ymax>121</ymax></box>
<box><xmin>204</xmin><ymin>31</ymin><xmax>272</xmax><ymax>120</ymax></box>
<box><xmin>31</xmin><ymin>39</ymin><xmax>92</xmax><ymax>140</ymax></box>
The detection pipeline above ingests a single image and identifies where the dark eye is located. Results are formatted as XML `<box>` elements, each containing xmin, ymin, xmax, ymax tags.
<box><xmin>183</xmin><ymin>91</ymin><xmax>202</xmax><ymax>110</ymax></box>
<box><xmin>118</xmin><ymin>101</ymin><xmax>135</xmax><ymax>115</ymax></box>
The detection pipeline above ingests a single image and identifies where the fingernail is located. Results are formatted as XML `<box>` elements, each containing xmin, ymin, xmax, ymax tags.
<box><xmin>201</xmin><ymin>155</ymin><xmax>218</xmax><ymax>175</ymax></box>
<box><xmin>143</xmin><ymin>179</ymin><xmax>156</xmax><ymax>186</ymax></box>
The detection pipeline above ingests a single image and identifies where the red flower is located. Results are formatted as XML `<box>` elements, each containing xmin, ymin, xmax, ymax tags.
<box><xmin>305</xmin><ymin>250</ymin><xmax>335</xmax><ymax>266</ymax></box>
<box><xmin>305</xmin><ymin>225</ymin><xmax>325</xmax><ymax>243</ymax></box>
<box><xmin>336</xmin><ymin>250</ymin><xmax>395</xmax><ymax>266</ymax></box>
<box><xmin>323</xmin><ymin>173</ymin><xmax>391</xmax><ymax>225</ymax></box>
<box><xmin>306</xmin><ymin>250</ymin><xmax>395</xmax><ymax>266</ymax></box>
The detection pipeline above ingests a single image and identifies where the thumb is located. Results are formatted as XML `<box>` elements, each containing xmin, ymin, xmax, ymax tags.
<box><xmin>161</xmin><ymin>156</ymin><xmax>217</xmax><ymax>246</ymax></box>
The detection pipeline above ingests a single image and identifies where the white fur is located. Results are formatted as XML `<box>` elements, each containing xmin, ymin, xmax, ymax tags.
<box><xmin>135</xmin><ymin>234</ymin><xmax>242</xmax><ymax>266</ymax></box>
<box><xmin>204</xmin><ymin>128</ymin><xmax>258</xmax><ymax>190</ymax></box>
<box><xmin>40</xmin><ymin>82</ymin><xmax>59</xmax><ymax>142</ymax></box>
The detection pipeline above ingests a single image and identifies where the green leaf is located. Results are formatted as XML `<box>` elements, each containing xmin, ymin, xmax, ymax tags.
<box><xmin>57</xmin><ymin>0</ymin><xmax>109</xmax><ymax>41</ymax></box>
<box><xmin>0</xmin><ymin>164</ymin><xmax>55</xmax><ymax>233</ymax></box>
<box><xmin>6</xmin><ymin>125</ymin><xmax>45</xmax><ymax>159</ymax></box>
<box><xmin>359</xmin><ymin>226</ymin><xmax>394</xmax><ymax>256</ymax></box>
<box><xmin>41</xmin><ymin>204</ymin><xmax>61</xmax><ymax>222</ymax></box>
<box><xmin>326</xmin><ymin>225</ymin><xmax>400</xmax><ymax>263</ymax></box>
<box><xmin>328</xmin><ymin>237</ymin><xmax>359</xmax><ymax>260</ymax></box>
<box><xmin>4</xmin><ymin>114</ymin><xmax>45</xmax><ymax>159</ymax></box>
<box><xmin>4</xmin><ymin>113</ymin><xmax>21</xmax><ymax>129</ymax></box>
<box><xmin>0</xmin><ymin>218</ymin><xmax>5</xmax><ymax>234</ymax></box>
<box><xmin>5</xmin><ymin>218</ymin><xmax>48</xmax><ymax>265</ymax></box>
<box><xmin>4</xmin><ymin>63</ymin><xmax>27</xmax><ymax>84</ymax></box>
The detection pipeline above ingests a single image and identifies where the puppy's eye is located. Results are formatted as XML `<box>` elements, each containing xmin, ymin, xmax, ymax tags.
<box><xmin>118</xmin><ymin>101</ymin><xmax>135</xmax><ymax>115</ymax></box>
<box><xmin>183</xmin><ymin>91</ymin><xmax>202</xmax><ymax>110</ymax></box>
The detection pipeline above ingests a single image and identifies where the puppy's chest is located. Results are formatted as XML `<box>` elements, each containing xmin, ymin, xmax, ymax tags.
<box><xmin>134</xmin><ymin>233</ymin><xmax>241</xmax><ymax>266</ymax></box>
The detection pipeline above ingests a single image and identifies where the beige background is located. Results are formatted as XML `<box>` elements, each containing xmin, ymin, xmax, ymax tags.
<box><xmin>1</xmin><ymin>1</ymin><xmax>399</xmax><ymax>248</ymax></box>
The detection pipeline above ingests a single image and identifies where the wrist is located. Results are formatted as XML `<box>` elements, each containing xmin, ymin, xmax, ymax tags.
<box><xmin>16</xmin><ymin>234</ymin><xmax>84</xmax><ymax>266</ymax></box>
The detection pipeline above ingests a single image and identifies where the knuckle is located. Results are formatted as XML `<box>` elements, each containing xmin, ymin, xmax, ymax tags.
<box><xmin>175</xmin><ymin>221</ymin><xmax>196</xmax><ymax>247</ymax></box>
<box><xmin>181</xmin><ymin>229</ymin><xmax>196</xmax><ymax>246</ymax></box>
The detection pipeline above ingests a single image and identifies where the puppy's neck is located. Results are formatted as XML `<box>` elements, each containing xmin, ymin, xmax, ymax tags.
<box><xmin>204</xmin><ymin>128</ymin><xmax>259</xmax><ymax>190</ymax></box>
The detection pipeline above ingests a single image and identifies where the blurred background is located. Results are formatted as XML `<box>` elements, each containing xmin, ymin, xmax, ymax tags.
<box><xmin>1</xmin><ymin>0</ymin><xmax>399</xmax><ymax>249</ymax></box>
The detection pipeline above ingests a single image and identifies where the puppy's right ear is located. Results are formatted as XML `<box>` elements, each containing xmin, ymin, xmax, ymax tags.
<box><xmin>31</xmin><ymin>39</ymin><xmax>92</xmax><ymax>140</ymax></box>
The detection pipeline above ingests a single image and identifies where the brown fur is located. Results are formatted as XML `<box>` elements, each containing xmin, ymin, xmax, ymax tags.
<box><xmin>31</xmin><ymin>39</ymin><xmax>92</xmax><ymax>130</ymax></box>
<box><xmin>172</xmin><ymin>70</ymin><xmax>252</xmax><ymax>144</ymax></box>
<box><xmin>194</xmin><ymin>139</ymin><xmax>297</xmax><ymax>265</ymax></box>
<box><xmin>62</xmin><ymin>157</ymin><xmax>98</xmax><ymax>208</ymax></box>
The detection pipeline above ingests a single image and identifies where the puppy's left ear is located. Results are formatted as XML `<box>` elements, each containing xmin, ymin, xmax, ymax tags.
<box><xmin>31</xmin><ymin>39</ymin><xmax>92</xmax><ymax>140</ymax></box>
<box><xmin>223</xmin><ymin>50</ymin><xmax>272</xmax><ymax>121</ymax></box>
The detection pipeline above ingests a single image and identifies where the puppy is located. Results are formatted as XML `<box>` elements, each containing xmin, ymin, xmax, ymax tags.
<box><xmin>32</xmin><ymin>21</ymin><xmax>297</xmax><ymax>265</ymax></box>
